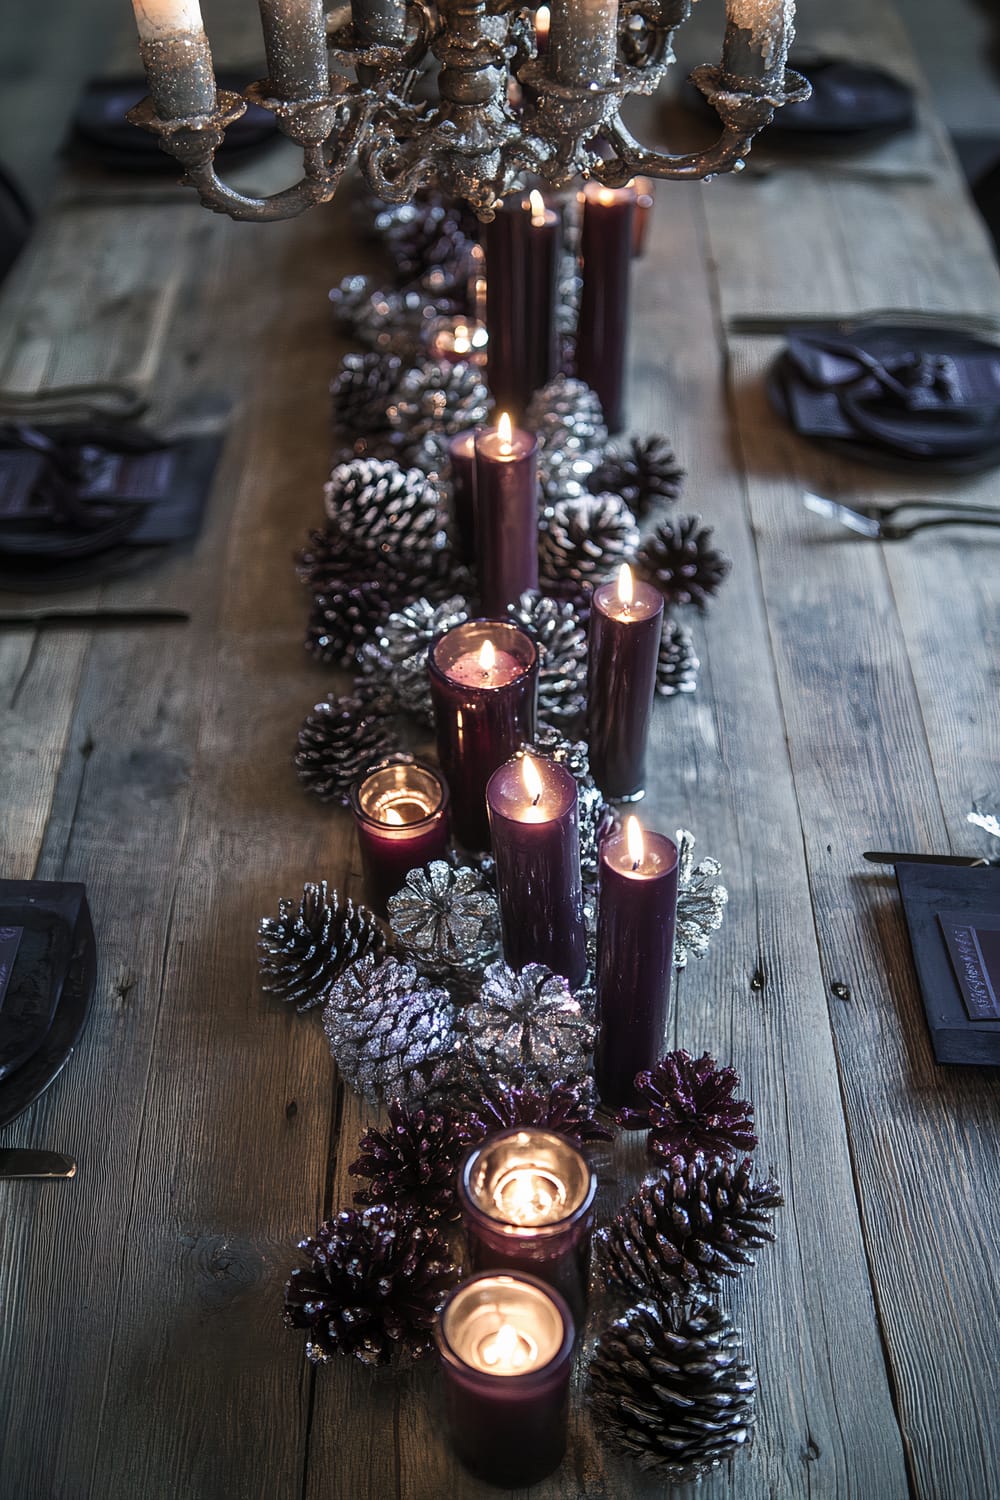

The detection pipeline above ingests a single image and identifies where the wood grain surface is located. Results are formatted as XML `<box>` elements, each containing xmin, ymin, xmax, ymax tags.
<box><xmin>1</xmin><ymin>0</ymin><xmax>999</xmax><ymax>1497</ymax></box>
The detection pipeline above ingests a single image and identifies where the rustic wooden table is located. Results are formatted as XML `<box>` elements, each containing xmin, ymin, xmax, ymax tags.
<box><xmin>2</xmin><ymin>1</ymin><xmax>999</xmax><ymax>1497</ymax></box>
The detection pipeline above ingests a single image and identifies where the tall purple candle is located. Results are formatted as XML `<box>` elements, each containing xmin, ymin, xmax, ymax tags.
<box><xmin>448</xmin><ymin>429</ymin><xmax>478</xmax><ymax>565</ymax></box>
<box><xmin>436</xmin><ymin>1272</ymin><xmax>574</xmax><ymax>1487</ymax></box>
<box><xmin>349</xmin><ymin>757</ymin><xmax>451</xmax><ymax>917</ymax></box>
<box><xmin>428</xmin><ymin>619</ymin><xmax>538</xmax><ymax>851</ymax></box>
<box><xmin>577</xmin><ymin>181</ymin><xmax>637</xmax><ymax>433</ymax></box>
<box><xmin>588</xmin><ymin>564</ymin><xmax>663</xmax><ymax>801</ymax></box>
<box><xmin>458</xmin><ymin>1128</ymin><xmax>596</xmax><ymax>1321</ymax></box>
<box><xmin>485</xmin><ymin>197</ymin><xmax>526</xmax><ymax>417</ymax></box>
<box><xmin>524</xmin><ymin>190</ymin><xmax>561</xmax><ymax>396</ymax></box>
<box><xmin>475</xmin><ymin>413</ymin><xmax>539</xmax><ymax>616</ymax></box>
<box><xmin>486</xmin><ymin>752</ymin><xmax>587</xmax><ymax>989</ymax></box>
<box><xmin>595</xmin><ymin>818</ymin><xmax>678</xmax><ymax>1110</ymax></box>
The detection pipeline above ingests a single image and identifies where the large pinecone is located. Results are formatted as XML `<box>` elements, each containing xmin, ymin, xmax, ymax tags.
<box><xmin>357</xmin><ymin>595</ymin><xmax>470</xmax><ymax>723</ymax></box>
<box><xmin>589</xmin><ymin>1299</ymin><xmax>755</xmax><ymax>1479</ymax></box>
<box><xmin>257</xmin><ymin>881</ymin><xmax>386</xmax><ymax>1011</ymax></box>
<box><xmin>468</xmin><ymin>1079</ymin><xmax>614</xmax><ymax>1150</ymax></box>
<box><xmin>675</xmin><ymin>829</ymin><xmax>728</xmax><ymax>967</ymax></box>
<box><xmin>349</xmin><ymin>1098</ymin><xmax>481</xmax><ymax>1221</ymax></box>
<box><xmin>507</xmin><ymin>592</ymin><xmax>587</xmax><ymax>729</ymax></box>
<box><xmin>638</xmin><ymin>514</ymin><xmax>731</xmax><ymax>610</ymax></box>
<box><xmin>324</xmin><ymin>458</ymin><xmax>446</xmax><ymax>564</ymax></box>
<box><xmin>283</xmin><ymin>1205</ymin><xmax>457</xmax><ymax>1366</ymax></box>
<box><xmin>597</xmin><ymin>1152</ymin><xmax>783</xmax><ymax>1301</ymax></box>
<box><xmin>588</xmin><ymin>434</ymin><xmax>685</xmax><ymax>518</ymax></box>
<box><xmin>628</xmin><ymin>1050</ymin><xmax>758</xmax><ymax>1163</ymax></box>
<box><xmin>331</xmin><ymin>351</ymin><xmax>403</xmax><ymax>441</ymax></box>
<box><xmin>295</xmin><ymin>692</ymin><xmax>397</xmax><ymax>804</ymax></box>
<box><xmin>539</xmin><ymin>493</ymin><xmax>640</xmax><ymax>589</ymax></box>
<box><xmin>460</xmin><ymin>961</ymin><xmax>596</xmax><ymax>1094</ymax></box>
<box><xmin>387</xmin><ymin>361</ymin><xmax>492</xmax><ymax>476</ymax></box>
<box><xmin>657</xmin><ymin>616</ymin><xmax>700</xmax><ymax>697</ymax></box>
<box><xmin>388</xmin><ymin>860</ymin><xmax>500</xmax><ymax>982</ymax></box>
<box><xmin>526</xmin><ymin>375</ymin><xmax>608</xmax><ymax>504</ymax></box>
<box><xmin>323</xmin><ymin>955</ymin><xmax>459</xmax><ymax>1104</ymax></box>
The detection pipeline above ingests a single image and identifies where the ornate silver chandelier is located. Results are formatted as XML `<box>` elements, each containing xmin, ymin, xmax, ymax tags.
<box><xmin>128</xmin><ymin>0</ymin><xmax>807</xmax><ymax>220</ymax></box>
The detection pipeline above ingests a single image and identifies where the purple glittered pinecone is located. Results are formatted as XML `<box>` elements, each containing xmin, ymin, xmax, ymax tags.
<box><xmin>349</xmin><ymin>1098</ymin><xmax>482</xmax><ymax>1221</ymax></box>
<box><xmin>624</xmin><ymin>1049</ymin><xmax>758</xmax><ymax>1163</ymax></box>
<box><xmin>637</xmin><ymin>514</ymin><xmax>731</xmax><ymax>610</ymax></box>
<box><xmin>283</xmin><ymin>1205</ymin><xmax>458</xmax><ymax>1366</ymax></box>
<box><xmin>468</xmin><ymin>1079</ymin><xmax>614</xmax><ymax>1150</ymax></box>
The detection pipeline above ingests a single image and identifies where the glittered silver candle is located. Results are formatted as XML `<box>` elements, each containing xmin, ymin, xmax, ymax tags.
<box><xmin>132</xmin><ymin>0</ymin><xmax>217</xmax><ymax>118</ymax></box>
<box><xmin>257</xmin><ymin>0</ymin><xmax>329</xmax><ymax>99</ymax></box>
<box><xmin>549</xmin><ymin>0</ymin><xmax>619</xmax><ymax>88</ymax></box>
<box><xmin>721</xmin><ymin>0</ymin><xmax>795</xmax><ymax>91</ymax></box>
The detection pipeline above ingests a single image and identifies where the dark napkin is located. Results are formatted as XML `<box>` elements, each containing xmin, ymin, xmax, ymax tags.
<box><xmin>761</xmin><ymin>54</ymin><xmax>915</xmax><ymax>142</ymax></box>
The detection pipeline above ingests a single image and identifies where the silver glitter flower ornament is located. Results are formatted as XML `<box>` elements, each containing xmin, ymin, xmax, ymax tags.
<box><xmin>674</xmin><ymin>829</ymin><xmax>728</xmax><ymax>967</ymax></box>
<box><xmin>461</xmin><ymin>961</ymin><xmax>596</xmax><ymax>1092</ymax></box>
<box><xmin>388</xmin><ymin>861</ymin><xmax>500</xmax><ymax>979</ymax></box>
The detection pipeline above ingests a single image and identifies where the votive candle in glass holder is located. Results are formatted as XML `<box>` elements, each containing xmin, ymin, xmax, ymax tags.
<box><xmin>459</xmin><ymin>1127</ymin><xmax>596</xmax><ymax>1319</ymax></box>
<box><xmin>486</xmin><ymin>751</ymin><xmax>587</xmax><ymax>988</ymax></box>
<box><xmin>588</xmin><ymin>563</ymin><xmax>663</xmax><ymax>801</ymax></box>
<box><xmin>594</xmin><ymin>816</ymin><xmax>678</xmax><ymax>1112</ymax></box>
<box><xmin>428</xmin><ymin>620</ymin><xmax>538</xmax><ymax>851</ymax></box>
<box><xmin>349</xmin><ymin>756</ymin><xmax>451</xmax><ymax>916</ymax></box>
<box><xmin>436</xmin><ymin>1272</ymin><xmax>574</xmax><ymax>1487</ymax></box>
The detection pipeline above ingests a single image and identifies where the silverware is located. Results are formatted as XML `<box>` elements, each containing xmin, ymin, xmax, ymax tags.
<box><xmin>726</xmin><ymin>309</ymin><xmax>1000</xmax><ymax>336</ymax></box>
<box><xmin>803</xmin><ymin>492</ymin><xmax>1000</xmax><ymax>541</ymax></box>
<box><xmin>0</xmin><ymin>1149</ymin><xmax>77</xmax><ymax>1178</ymax></box>
<box><xmin>863</xmin><ymin>851</ymin><xmax>994</xmax><ymax>868</ymax></box>
<box><xmin>968</xmin><ymin>811</ymin><xmax>1000</xmax><ymax>840</ymax></box>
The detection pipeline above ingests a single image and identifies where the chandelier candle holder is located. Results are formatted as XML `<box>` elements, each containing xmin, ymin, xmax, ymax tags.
<box><xmin>436</xmin><ymin>1272</ymin><xmax>575</xmax><ymax>1487</ymax></box>
<box><xmin>588</xmin><ymin>563</ymin><xmax>663</xmax><ymax>801</ymax></box>
<box><xmin>349</xmin><ymin>756</ymin><xmax>451</xmax><ymax>915</ymax></box>
<box><xmin>428</xmin><ymin>619</ymin><xmax>538</xmax><ymax>850</ymax></box>
<box><xmin>448</xmin><ymin>429</ymin><xmax>478</xmax><ymax>564</ymax></box>
<box><xmin>594</xmin><ymin>817</ymin><xmax>678</xmax><ymax>1110</ymax></box>
<box><xmin>127</xmin><ymin>0</ymin><xmax>808</xmax><ymax>221</ymax></box>
<box><xmin>577</xmin><ymin>180</ymin><xmax>636</xmax><ymax>432</ymax></box>
<box><xmin>486</xmin><ymin>751</ymin><xmax>587</xmax><ymax>988</ymax></box>
<box><xmin>458</xmin><ymin>1128</ymin><xmax>597</xmax><ymax>1319</ymax></box>
<box><xmin>474</xmin><ymin>413</ymin><xmax>539</xmax><ymax>616</ymax></box>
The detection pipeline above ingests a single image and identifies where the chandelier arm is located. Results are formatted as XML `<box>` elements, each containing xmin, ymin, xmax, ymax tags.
<box><xmin>591</xmin><ymin>112</ymin><xmax>758</xmax><ymax>185</ymax></box>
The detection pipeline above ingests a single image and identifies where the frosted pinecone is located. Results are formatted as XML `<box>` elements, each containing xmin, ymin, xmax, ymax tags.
<box><xmin>331</xmin><ymin>351</ymin><xmax>403</xmax><ymax>441</ymax></box>
<box><xmin>357</xmin><ymin>595</ymin><xmax>470</xmax><ymax>723</ymax></box>
<box><xmin>323</xmin><ymin>458</ymin><xmax>446</xmax><ymax>566</ymax></box>
<box><xmin>675</xmin><ymin>829</ymin><xmax>728</xmax><ymax>967</ymax></box>
<box><xmin>507</xmin><ymin>591</ymin><xmax>587</xmax><ymax>729</ymax></box>
<box><xmin>539</xmin><ymin>493</ymin><xmax>640</xmax><ymax>589</ymax></box>
<box><xmin>658</xmin><ymin>617</ymin><xmax>700</xmax><ymax>697</ymax></box>
<box><xmin>387</xmin><ymin>361</ymin><xmax>492</xmax><ymax>475</ymax></box>
<box><xmin>527</xmin><ymin>375</ymin><xmax>609</xmax><ymax>505</ymax></box>
<box><xmin>323</xmin><ymin>955</ymin><xmax>459</xmax><ymax>1104</ymax></box>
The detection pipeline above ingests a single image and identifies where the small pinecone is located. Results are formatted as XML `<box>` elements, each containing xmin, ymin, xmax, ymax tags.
<box><xmin>331</xmin><ymin>351</ymin><xmax>403</xmax><ymax>441</ymax></box>
<box><xmin>589</xmin><ymin>1300</ymin><xmax>755</xmax><ymax>1479</ymax></box>
<box><xmin>507</xmin><ymin>592</ymin><xmax>587</xmax><ymax>729</ymax></box>
<box><xmin>658</xmin><ymin>616</ymin><xmax>700</xmax><ymax>697</ymax></box>
<box><xmin>597</xmin><ymin>1152</ymin><xmax>783</xmax><ymax>1301</ymax></box>
<box><xmin>324</xmin><ymin>458</ymin><xmax>446</xmax><ymax>564</ymax></box>
<box><xmin>468</xmin><ymin>1079</ymin><xmax>614</xmax><ymax>1149</ymax></box>
<box><xmin>329</xmin><ymin>275</ymin><xmax>446</xmax><ymax>361</ymax></box>
<box><xmin>388</xmin><ymin>860</ymin><xmax>500</xmax><ymax>981</ymax></box>
<box><xmin>525</xmin><ymin>724</ymin><xmax>611</xmax><ymax>886</ymax></box>
<box><xmin>357</xmin><ymin>595</ymin><xmax>470</xmax><ymax>723</ymax></box>
<box><xmin>460</xmin><ymin>961</ymin><xmax>596</xmax><ymax>1094</ymax></box>
<box><xmin>638</xmin><ymin>514</ymin><xmax>731</xmax><ymax>610</ymax></box>
<box><xmin>527</xmin><ymin>375</ymin><xmax>608</xmax><ymax>505</ymax></box>
<box><xmin>539</xmin><ymin>494</ymin><xmax>640</xmax><ymax>590</ymax></box>
<box><xmin>627</xmin><ymin>1050</ymin><xmax>758</xmax><ymax>1162</ymax></box>
<box><xmin>589</xmin><ymin>434</ymin><xmax>685</xmax><ymax>518</ymax></box>
<box><xmin>349</xmin><ymin>1099</ymin><xmax>481</xmax><ymax>1221</ymax></box>
<box><xmin>283</xmin><ymin>1205</ymin><xmax>457</xmax><ymax>1366</ymax></box>
<box><xmin>387</xmin><ymin>361</ymin><xmax>492</xmax><ymax>472</ymax></box>
<box><xmin>541</xmin><ymin>575</ymin><xmax>595</xmax><ymax>633</ymax></box>
<box><xmin>323</xmin><ymin>955</ymin><xmax>459</xmax><ymax>1104</ymax></box>
<box><xmin>305</xmin><ymin>579</ymin><xmax>401</xmax><ymax>668</ymax></box>
<box><xmin>295</xmin><ymin>692</ymin><xmax>397</xmax><ymax>804</ymax></box>
<box><xmin>257</xmin><ymin>881</ymin><xmax>386</xmax><ymax>1011</ymax></box>
<box><xmin>675</xmin><ymin>829</ymin><xmax>728</xmax><ymax>967</ymax></box>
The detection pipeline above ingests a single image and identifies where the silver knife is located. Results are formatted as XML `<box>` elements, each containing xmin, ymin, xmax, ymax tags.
<box><xmin>0</xmin><ymin>1149</ymin><xmax>77</xmax><ymax>1179</ymax></box>
<box><xmin>803</xmin><ymin>492</ymin><xmax>881</xmax><ymax>537</ymax></box>
<box><xmin>863</xmin><ymin>851</ymin><xmax>993</xmax><ymax>868</ymax></box>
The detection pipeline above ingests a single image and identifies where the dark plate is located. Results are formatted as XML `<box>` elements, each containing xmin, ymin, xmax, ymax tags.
<box><xmin>0</xmin><ymin>889</ymin><xmax>97</xmax><ymax>1129</ymax></box>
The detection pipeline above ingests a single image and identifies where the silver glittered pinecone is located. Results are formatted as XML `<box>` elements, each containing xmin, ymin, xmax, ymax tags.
<box><xmin>539</xmin><ymin>493</ymin><xmax>640</xmax><ymax>590</ymax></box>
<box><xmin>387</xmin><ymin>361</ymin><xmax>492</xmax><ymax>476</ymax></box>
<box><xmin>638</xmin><ymin>514</ymin><xmax>731</xmax><ymax>611</ymax></box>
<box><xmin>324</xmin><ymin>459</ymin><xmax>446</xmax><ymax>566</ymax></box>
<box><xmin>323</xmin><ymin>955</ymin><xmax>459</xmax><ymax>1104</ymax></box>
<box><xmin>675</xmin><ymin>829</ymin><xmax>728</xmax><ymax>967</ymax></box>
<box><xmin>507</xmin><ymin>592</ymin><xmax>587</xmax><ymax>730</ymax></box>
<box><xmin>526</xmin><ymin>375</ymin><xmax>608</xmax><ymax>504</ymax></box>
<box><xmin>526</xmin><ymin>724</ymin><xmax>613</xmax><ymax>886</ymax></box>
<box><xmin>329</xmin><ymin>275</ymin><xmax>447</xmax><ymax>361</ymax></box>
<box><xmin>258</xmin><ymin>881</ymin><xmax>387</xmax><ymax>1011</ymax></box>
<box><xmin>357</xmin><ymin>595</ymin><xmax>470</xmax><ymax>723</ymax></box>
<box><xmin>331</xmin><ymin>351</ymin><xmax>403</xmax><ymax>441</ymax></box>
<box><xmin>658</xmin><ymin>617</ymin><xmax>700</xmax><ymax>698</ymax></box>
<box><xmin>589</xmin><ymin>1300</ymin><xmax>756</xmax><ymax>1480</ymax></box>
<box><xmin>460</xmin><ymin>961</ymin><xmax>595</xmax><ymax>1093</ymax></box>
<box><xmin>388</xmin><ymin>861</ymin><xmax>500</xmax><ymax>982</ymax></box>
<box><xmin>295</xmin><ymin>692</ymin><xmax>397</xmax><ymax>804</ymax></box>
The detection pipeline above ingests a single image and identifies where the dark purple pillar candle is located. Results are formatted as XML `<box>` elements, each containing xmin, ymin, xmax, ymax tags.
<box><xmin>486</xmin><ymin>752</ymin><xmax>587</xmax><ymax>989</ymax></box>
<box><xmin>485</xmin><ymin>197</ymin><xmax>526</xmax><ymax>417</ymax></box>
<box><xmin>459</xmin><ymin>1128</ymin><xmax>596</xmax><ymax>1324</ymax></box>
<box><xmin>588</xmin><ymin>565</ymin><xmax>663</xmax><ymax>801</ymax></box>
<box><xmin>448</xmin><ymin>429</ymin><xmax>478</xmax><ymax>565</ymax></box>
<box><xmin>436</xmin><ymin>1272</ymin><xmax>574</xmax><ymax>1488</ymax></box>
<box><xmin>577</xmin><ymin>181</ymin><xmax>637</xmax><ymax>433</ymax></box>
<box><xmin>349</xmin><ymin>757</ymin><xmax>451</xmax><ymax>918</ymax></box>
<box><xmin>428</xmin><ymin>619</ymin><xmax>538</xmax><ymax>851</ymax></box>
<box><xmin>474</xmin><ymin>415</ymin><xmax>539</xmax><ymax>616</ymax></box>
<box><xmin>524</xmin><ymin>191</ymin><xmax>561</xmax><ymax>397</ymax></box>
<box><xmin>595</xmin><ymin>819</ymin><xmax>678</xmax><ymax>1110</ymax></box>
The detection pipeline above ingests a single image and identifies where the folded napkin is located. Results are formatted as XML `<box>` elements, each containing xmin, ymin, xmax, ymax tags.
<box><xmin>762</xmin><ymin>54</ymin><xmax>915</xmax><ymax>142</ymax></box>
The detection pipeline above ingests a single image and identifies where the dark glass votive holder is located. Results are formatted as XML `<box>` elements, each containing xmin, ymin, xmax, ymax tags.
<box><xmin>458</xmin><ymin>1127</ymin><xmax>596</xmax><ymax>1323</ymax></box>
<box><xmin>349</xmin><ymin>756</ymin><xmax>451</xmax><ymax>917</ymax></box>
<box><xmin>436</xmin><ymin>1271</ymin><xmax>574</xmax><ymax>1488</ymax></box>
<box><xmin>428</xmin><ymin>620</ymin><xmax>538</xmax><ymax>851</ymax></box>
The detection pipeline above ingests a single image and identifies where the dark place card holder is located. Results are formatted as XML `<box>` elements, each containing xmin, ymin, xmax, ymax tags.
<box><xmin>895</xmin><ymin>863</ymin><xmax>1000</xmax><ymax>1065</ymax></box>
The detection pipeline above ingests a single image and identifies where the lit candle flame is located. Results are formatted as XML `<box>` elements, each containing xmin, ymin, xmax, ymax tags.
<box><xmin>617</xmin><ymin>562</ymin><xmax>633</xmax><ymax>609</ymax></box>
<box><xmin>482</xmin><ymin>1322</ymin><xmax>525</xmax><ymax>1370</ymax></box>
<box><xmin>453</xmin><ymin>322</ymin><xmax>471</xmax><ymax>354</ymax></box>
<box><xmin>497</xmin><ymin>411</ymin><xmax>513</xmax><ymax>456</ymax></box>
<box><xmin>384</xmin><ymin>808</ymin><xmax>405</xmax><ymax>826</ymax></box>
<box><xmin>521</xmin><ymin>754</ymin><xmax>543</xmax><ymax>806</ymax></box>
<box><xmin>626</xmin><ymin>815</ymin><xmax>644</xmax><ymax>870</ymax></box>
<box><xmin>528</xmin><ymin>189</ymin><xmax>546</xmax><ymax>228</ymax></box>
<box><xmin>479</xmin><ymin>638</ymin><xmax>496</xmax><ymax>674</ymax></box>
<box><xmin>535</xmin><ymin>4</ymin><xmax>550</xmax><ymax>40</ymax></box>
